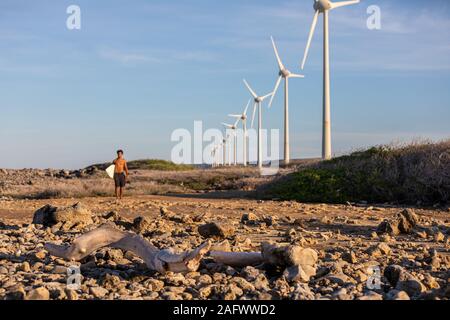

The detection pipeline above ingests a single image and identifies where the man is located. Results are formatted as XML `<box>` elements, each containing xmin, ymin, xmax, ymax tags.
<box><xmin>113</xmin><ymin>150</ymin><xmax>129</xmax><ymax>200</ymax></box>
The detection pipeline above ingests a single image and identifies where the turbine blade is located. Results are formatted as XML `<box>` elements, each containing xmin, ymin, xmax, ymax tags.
<box><xmin>243</xmin><ymin>79</ymin><xmax>258</xmax><ymax>99</ymax></box>
<box><xmin>269</xmin><ymin>76</ymin><xmax>282</xmax><ymax>108</ymax></box>
<box><xmin>270</xmin><ymin>36</ymin><xmax>285</xmax><ymax>71</ymax></box>
<box><xmin>222</xmin><ymin>123</ymin><xmax>233</xmax><ymax>128</ymax></box>
<box><xmin>251</xmin><ymin>102</ymin><xmax>257</xmax><ymax>129</ymax></box>
<box><xmin>261</xmin><ymin>92</ymin><xmax>274</xmax><ymax>101</ymax></box>
<box><xmin>228</xmin><ymin>114</ymin><xmax>242</xmax><ymax>118</ymax></box>
<box><xmin>288</xmin><ymin>73</ymin><xmax>305</xmax><ymax>79</ymax></box>
<box><xmin>301</xmin><ymin>9</ymin><xmax>319</xmax><ymax>70</ymax></box>
<box><xmin>243</xmin><ymin>99</ymin><xmax>251</xmax><ymax>116</ymax></box>
<box><xmin>234</xmin><ymin>118</ymin><xmax>240</xmax><ymax>127</ymax></box>
<box><xmin>330</xmin><ymin>0</ymin><xmax>360</xmax><ymax>10</ymax></box>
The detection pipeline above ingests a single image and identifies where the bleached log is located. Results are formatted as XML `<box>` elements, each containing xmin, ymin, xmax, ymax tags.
<box><xmin>210</xmin><ymin>251</ymin><xmax>264</xmax><ymax>267</ymax></box>
<box><xmin>45</xmin><ymin>224</ymin><xmax>211</xmax><ymax>274</ymax></box>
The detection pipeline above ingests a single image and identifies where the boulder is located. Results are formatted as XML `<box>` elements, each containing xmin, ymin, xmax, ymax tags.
<box><xmin>384</xmin><ymin>265</ymin><xmax>426</xmax><ymax>297</ymax></box>
<box><xmin>377</xmin><ymin>209</ymin><xmax>418</xmax><ymax>236</ymax></box>
<box><xmin>32</xmin><ymin>203</ymin><xmax>93</xmax><ymax>229</ymax></box>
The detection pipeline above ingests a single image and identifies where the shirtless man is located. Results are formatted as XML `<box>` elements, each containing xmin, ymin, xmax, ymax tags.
<box><xmin>113</xmin><ymin>150</ymin><xmax>129</xmax><ymax>200</ymax></box>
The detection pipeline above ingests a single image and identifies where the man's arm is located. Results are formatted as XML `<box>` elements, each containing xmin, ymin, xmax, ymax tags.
<box><xmin>124</xmin><ymin>161</ymin><xmax>129</xmax><ymax>176</ymax></box>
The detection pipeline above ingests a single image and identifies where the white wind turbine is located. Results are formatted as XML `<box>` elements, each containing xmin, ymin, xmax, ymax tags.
<box><xmin>228</xmin><ymin>99</ymin><xmax>251</xmax><ymax>166</ymax></box>
<box><xmin>222</xmin><ymin>121</ymin><xmax>239</xmax><ymax>166</ymax></box>
<box><xmin>268</xmin><ymin>36</ymin><xmax>305</xmax><ymax>166</ymax></box>
<box><xmin>243</xmin><ymin>79</ymin><xmax>273</xmax><ymax>169</ymax></box>
<box><xmin>301</xmin><ymin>0</ymin><xmax>360</xmax><ymax>160</ymax></box>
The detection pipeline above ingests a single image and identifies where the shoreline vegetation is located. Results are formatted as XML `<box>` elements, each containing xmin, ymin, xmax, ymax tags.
<box><xmin>0</xmin><ymin>140</ymin><xmax>449</xmax><ymax>206</ymax></box>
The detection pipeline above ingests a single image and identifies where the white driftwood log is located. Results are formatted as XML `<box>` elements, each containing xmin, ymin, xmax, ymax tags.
<box><xmin>45</xmin><ymin>223</ymin><xmax>211</xmax><ymax>274</ymax></box>
<box><xmin>210</xmin><ymin>251</ymin><xmax>264</xmax><ymax>267</ymax></box>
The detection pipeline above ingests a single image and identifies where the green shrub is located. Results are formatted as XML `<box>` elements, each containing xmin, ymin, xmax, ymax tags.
<box><xmin>261</xmin><ymin>140</ymin><xmax>450</xmax><ymax>205</ymax></box>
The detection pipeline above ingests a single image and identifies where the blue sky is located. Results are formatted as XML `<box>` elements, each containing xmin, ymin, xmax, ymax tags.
<box><xmin>0</xmin><ymin>0</ymin><xmax>449</xmax><ymax>169</ymax></box>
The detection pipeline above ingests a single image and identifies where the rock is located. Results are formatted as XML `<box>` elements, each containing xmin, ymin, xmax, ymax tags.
<box><xmin>65</xmin><ymin>289</ymin><xmax>79</xmax><ymax>300</ymax></box>
<box><xmin>377</xmin><ymin>209</ymin><xmax>418</xmax><ymax>236</ymax></box>
<box><xmin>261</xmin><ymin>243</ymin><xmax>318</xmax><ymax>268</ymax></box>
<box><xmin>241</xmin><ymin>266</ymin><xmax>260</xmax><ymax>282</ymax></box>
<box><xmin>5</xmin><ymin>286</ymin><xmax>26</xmax><ymax>300</ymax></box>
<box><xmin>384</xmin><ymin>265</ymin><xmax>426</xmax><ymax>297</ymax></box>
<box><xmin>326</xmin><ymin>273</ymin><xmax>355</xmax><ymax>286</ymax></box>
<box><xmin>357</xmin><ymin>291</ymin><xmax>383</xmax><ymax>300</ymax></box>
<box><xmin>132</xmin><ymin>216</ymin><xmax>152</xmax><ymax>234</ymax></box>
<box><xmin>283</xmin><ymin>265</ymin><xmax>314</xmax><ymax>283</ymax></box>
<box><xmin>241</xmin><ymin>213</ymin><xmax>259</xmax><ymax>225</ymax></box>
<box><xmin>18</xmin><ymin>262</ymin><xmax>31</xmax><ymax>272</ymax></box>
<box><xmin>26</xmin><ymin>287</ymin><xmax>50</xmax><ymax>300</ymax></box>
<box><xmin>290</xmin><ymin>283</ymin><xmax>315</xmax><ymax>300</ymax></box>
<box><xmin>32</xmin><ymin>203</ymin><xmax>93</xmax><ymax>228</ymax></box>
<box><xmin>386</xmin><ymin>290</ymin><xmax>410</xmax><ymax>300</ymax></box>
<box><xmin>434</xmin><ymin>232</ymin><xmax>445</xmax><ymax>242</ymax></box>
<box><xmin>52</xmin><ymin>265</ymin><xmax>68</xmax><ymax>274</ymax></box>
<box><xmin>198</xmin><ymin>222</ymin><xmax>235</xmax><ymax>239</ymax></box>
<box><xmin>89</xmin><ymin>286</ymin><xmax>109</xmax><ymax>299</ymax></box>
<box><xmin>34</xmin><ymin>250</ymin><xmax>47</xmax><ymax>260</ymax></box>
<box><xmin>342</xmin><ymin>251</ymin><xmax>357</xmax><ymax>264</ymax></box>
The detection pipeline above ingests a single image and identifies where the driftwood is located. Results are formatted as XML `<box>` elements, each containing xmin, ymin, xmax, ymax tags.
<box><xmin>45</xmin><ymin>224</ymin><xmax>318</xmax><ymax>277</ymax></box>
<box><xmin>45</xmin><ymin>224</ymin><xmax>211</xmax><ymax>274</ymax></box>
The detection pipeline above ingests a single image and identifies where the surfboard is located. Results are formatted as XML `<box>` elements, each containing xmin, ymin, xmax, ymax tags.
<box><xmin>106</xmin><ymin>165</ymin><xmax>115</xmax><ymax>179</ymax></box>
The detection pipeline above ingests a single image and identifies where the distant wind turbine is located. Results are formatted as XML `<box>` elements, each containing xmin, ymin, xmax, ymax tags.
<box><xmin>301</xmin><ymin>0</ymin><xmax>360</xmax><ymax>160</ymax></box>
<box><xmin>268</xmin><ymin>36</ymin><xmax>305</xmax><ymax>165</ymax></box>
<box><xmin>243</xmin><ymin>79</ymin><xmax>273</xmax><ymax>169</ymax></box>
<box><xmin>222</xmin><ymin>121</ymin><xmax>239</xmax><ymax>166</ymax></box>
<box><xmin>228</xmin><ymin>99</ymin><xmax>251</xmax><ymax>166</ymax></box>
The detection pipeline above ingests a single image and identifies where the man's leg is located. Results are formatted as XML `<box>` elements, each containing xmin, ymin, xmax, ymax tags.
<box><xmin>115</xmin><ymin>187</ymin><xmax>119</xmax><ymax>199</ymax></box>
<box><xmin>119</xmin><ymin>187</ymin><xmax>123</xmax><ymax>200</ymax></box>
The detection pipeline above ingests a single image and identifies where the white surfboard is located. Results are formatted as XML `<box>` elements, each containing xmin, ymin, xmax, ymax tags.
<box><xmin>106</xmin><ymin>165</ymin><xmax>115</xmax><ymax>179</ymax></box>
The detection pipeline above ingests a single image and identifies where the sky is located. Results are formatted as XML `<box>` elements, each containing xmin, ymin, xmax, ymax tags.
<box><xmin>0</xmin><ymin>0</ymin><xmax>449</xmax><ymax>169</ymax></box>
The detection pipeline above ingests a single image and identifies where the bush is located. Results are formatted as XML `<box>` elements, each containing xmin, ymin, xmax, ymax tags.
<box><xmin>261</xmin><ymin>140</ymin><xmax>450</xmax><ymax>205</ymax></box>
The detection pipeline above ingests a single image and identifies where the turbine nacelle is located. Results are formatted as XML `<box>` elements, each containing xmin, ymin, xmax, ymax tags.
<box><xmin>314</xmin><ymin>0</ymin><xmax>332</xmax><ymax>12</ymax></box>
<box><xmin>280</xmin><ymin>69</ymin><xmax>291</xmax><ymax>78</ymax></box>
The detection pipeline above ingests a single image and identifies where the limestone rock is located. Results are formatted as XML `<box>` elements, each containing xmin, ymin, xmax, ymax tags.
<box><xmin>198</xmin><ymin>222</ymin><xmax>235</xmax><ymax>239</ymax></box>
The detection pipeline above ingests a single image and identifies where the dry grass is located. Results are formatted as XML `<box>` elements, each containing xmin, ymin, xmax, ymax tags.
<box><xmin>261</xmin><ymin>140</ymin><xmax>450</xmax><ymax>205</ymax></box>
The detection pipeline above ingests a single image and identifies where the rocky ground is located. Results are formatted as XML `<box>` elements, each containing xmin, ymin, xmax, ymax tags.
<box><xmin>0</xmin><ymin>194</ymin><xmax>449</xmax><ymax>300</ymax></box>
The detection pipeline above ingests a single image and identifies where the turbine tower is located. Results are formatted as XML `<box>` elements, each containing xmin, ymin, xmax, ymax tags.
<box><xmin>268</xmin><ymin>36</ymin><xmax>305</xmax><ymax>166</ymax></box>
<box><xmin>243</xmin><ymin>79</ymin><xmax>273</xmax><ymax>169</ymax></box>
<box><xmin>228</xmin><ymin>99</ymin><xmax>251</xmax><ymax>166</ymax></box>
<box><xmin>301</xmin><ymin>0</ymin><xmax>360</xmax><ymax>160</ymax></box>
<box><xmin>222</xmin><ymin>121</ymin><xmax>239</xmax><ymax>166</ymax></box>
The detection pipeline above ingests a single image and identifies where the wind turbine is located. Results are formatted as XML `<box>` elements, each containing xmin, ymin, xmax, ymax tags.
<box><xmin>243</xmin><ymin>79</ymin><xmax>273</xmax><ymax>169</ymax></box>
<box><xmin>222</xmin><ymin>121</ymin><xmax>239</xmax><ymax>166</ymax></box>
<box><xmin>268</xmin><ymin>36</ymin><xmax>305</xmax><ymax>166</ymax></box>
<box><xmin>228</xmin><ymin>99</ymin><xmax>251</xmax><ymax>166</ymax></box>
<box><xmin>301</xmin><ymin>0</ymin><xmax>360</xmax><ymax>160</ymax></box>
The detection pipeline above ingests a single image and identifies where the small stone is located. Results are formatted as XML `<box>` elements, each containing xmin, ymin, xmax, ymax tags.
<box><xmin>434</xmin><ymin>232</ymin><xmax>445</xmax><ymax>242</ymax></box>
<box><xmin>357</xmin><ymin>291</ymin><xmax>383</xmax><ymax>300</ymax></box>
<box><xmin>198</xmin><ymin>222</ymin><xmax>235</xmax><ymax>239</ymax></box>
<box><xmin>89</xmin><ymin>286</ymin><xmax>109</xmax><ymax>299</ymax></box>
<box><xmin>18</xmin><ymin>262</ymin><xmax>31</xmax><ymax>272</ymax></box>
<box><xmin>34</xmin><ymin>250</ymin><xmax>47</xmax><ymax>260</ymax></box>
<box><xmin>65</xmin><ymin>289</ymin><xmax>79</xmax><ymax>300</ymax></box>
<box><xmin>241</xmin><ymin>213</ymin><xmax>259</xmax><ymax>225</ymax></box>
<box><xmin>342</xmin><ymin>251</ymin><xmax>357</xmax><ymax>264</ymax></box>
<box><xmin>283</xmin><ymin>265</ymin><xmax>311</xmax><ymax>283</ymax></box>
<box><xmin>386</xmin><ymin>290</ymin><xmax>410</xmax><ymax>300</ymax></box>
<box><xmin>26</xmin><ymin>287</ymin><xmax>50</xmax><ymax>300</ymax></box>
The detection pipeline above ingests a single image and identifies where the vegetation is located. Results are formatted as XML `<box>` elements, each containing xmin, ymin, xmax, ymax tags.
<box><xmin>126</xmin><ymin>159</ymin><xmax>194</xmax><ymax>171</ymax></box>
<box><xmin>261</xmin><ymin>140</ymin><xmax>450</xmax><ymax>205</ymax></box>
<box><xmin>86</xmin><ymin>159</ymin><xmax>194</xmax><ymax>172</ymax></box>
